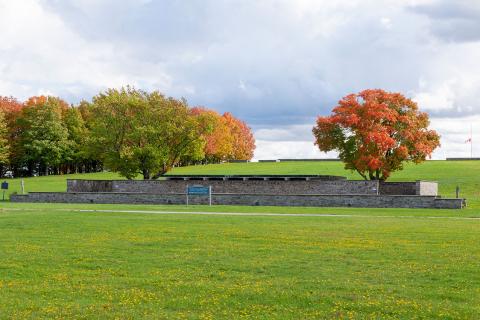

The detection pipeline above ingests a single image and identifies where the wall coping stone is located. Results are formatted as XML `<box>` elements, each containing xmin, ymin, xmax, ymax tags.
<box><xmin>25</xmin><ymin>191</ymin><xmax>446</xmax><ymax>198</ymax></box>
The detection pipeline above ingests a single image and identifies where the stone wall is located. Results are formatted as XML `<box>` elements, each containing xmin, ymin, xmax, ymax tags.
<box><xmin>379</xmin><ymin>182</ymin><xmax>417</xmax><ymax>195</ymax></box>
<box><xmin>11</xmin><ymin>192</ymin><xmax>465</xmax><ymax>209</ymax></box>
<box><xmin>378</xmin><ymin>181</ymin><xmax>438</xmax><ymax>196</ymax></box>
<box><xmin>417</xmin><ymin>181</ymin><xmax>438</xmax><ymax>196</ymax></box>
<box><xmin>67</xmin><ymin>179</ymin><xmax>440</xmax><ymax>196</ymax></box>
<box><xmin>67</xmin><ymin>180</ymin><xmax>113</xmax><ymax>192</ymax></box>
<box><xmin>68</xmin><ymin>179</ymin><xmax>380</xmax><ymax>195</ymax></box>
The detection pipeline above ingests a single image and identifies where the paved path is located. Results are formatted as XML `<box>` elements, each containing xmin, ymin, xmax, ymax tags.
<box><xmin>2</xmin><ymin>207</ymin><xmax>479</xmax><ymax>220</ymax></box>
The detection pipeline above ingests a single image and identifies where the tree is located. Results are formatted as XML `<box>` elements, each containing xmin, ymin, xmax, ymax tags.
<box><xmin>191</xmin><ymin>107</ymin><xmax>234</xmax><ymax>162</ymax></box>
<box><xmin>63</xmin><ymin>106</ymin><xmax>88</xmax><ymax>173</ymax></box>
<box><xmin>0</xmin><ymin>110</ymin><xmax>10</xmax><ymax>175</ymax></box>
<box><xmin>17</xmin><ymin>96</ymin><xmax>72</xmax><ymax>176</ymax></box>
<box><xmin>150</xmin><ymin>95</ymin><xmax>208</xmax><ymax>178</ymax></box>
<box><xmin>312</xmin><ymin>89</ymin><xmax>440</xmax><ymax>180</ymax></box>
<box><xmin>223</xmin><ymin>112</ymin><xmax>256</xmax><ymax>160</ymax></box>
<box><xmin>89</xmin><ymin>87</ymin><xmax>209</xmax><ymax>179</ymax></box>
<box><xmin>89</xmin><ymin>88</ymin><xmax>154</xmax><ymax>179</ymax></box>
<box><xmin>0</xmin><ymin>96</ymin><xmax>23</xmax><ymax>176</ymax></box>
<box><xmin>76</xmin><ymin>100</ymin><xmax>103</xmax><ymax>173</ymax></box>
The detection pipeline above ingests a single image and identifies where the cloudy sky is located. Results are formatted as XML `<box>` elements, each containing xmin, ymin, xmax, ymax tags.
<box><xmin>1</xmin><ymin>0</ymin><xmax>479</xmax><ymax>159</ymax></box>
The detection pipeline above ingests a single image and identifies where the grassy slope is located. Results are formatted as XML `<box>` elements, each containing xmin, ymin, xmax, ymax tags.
<box><xmin>0</xmin><ymin>209</ymin><xmax>479</xmax><ymax>319</ymax></box>
<box><xmin>2</xmin><ymin>160</ymin><xmax>479</xmax><ymax>207</ymax></box>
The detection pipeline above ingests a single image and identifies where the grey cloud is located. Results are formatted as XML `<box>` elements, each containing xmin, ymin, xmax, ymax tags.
<box><xmin>39</xmin><ymin>0</ymin><xmax>435</xmax><ymax>126</ymax></box>
<box><xmin>409</xmin><ymin>0</ymin><xmax>480</xmax><ymax>42</ymax></box>
<box><xmin>4</xmin><ymin>0</ymin><xmax>480</xmax><ymax>129</ymax></box>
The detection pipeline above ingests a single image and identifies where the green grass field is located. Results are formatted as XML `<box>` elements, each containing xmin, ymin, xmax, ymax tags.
<box><xmin>1</xmin><ymin>205</ymin><xmax>479</xmax><ymax>319</ymax></box>
<box><xmin>1</xmin><ymin>161</ymin><xmax>480</xmax><ymax>318</ymax></box>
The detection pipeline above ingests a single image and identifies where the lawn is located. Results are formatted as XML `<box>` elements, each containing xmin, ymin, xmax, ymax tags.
<box><xmin>0</xmin><ymin>206</ymin><xmax>479</xmax><ymax>319</ymax></box>
<box><xmin>1</xmin><ymin>160</ymin><xmax>479</xmax><ymax>318</ymax></box>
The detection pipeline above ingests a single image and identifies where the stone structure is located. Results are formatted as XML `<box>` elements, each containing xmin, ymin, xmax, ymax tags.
<box><xmin>446</xmin><ymin>158</ymin><xmax>480</xmax><ymax>161</ymax></box>
<box><xmin>67</xmin><ymin>177</ymin><xmax>379</xmax><ymax>195</ymax></box>
<box><xmin>66</xmin><ymin>177</ymin><xmax>438</xmax><ymax>197</ymax></box>
<box><xmin>10</xmin><ymin>175</ymin><xmax>465</xmax><ymax>209</ymax></box>
<box><xmin>11</xmin><ymin>192</ymin><xmax>464</xmax><ymax>209</ymax></box>
<box><xmin>378</xmin><ymin>181</ymin><xmax>438</xmax><ymax>196</ymax></box>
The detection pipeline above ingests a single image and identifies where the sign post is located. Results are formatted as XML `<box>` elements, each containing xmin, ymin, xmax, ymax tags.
<box><xmin>186</xmin><ymin>185</ymin><xmax>212</xmax><ymax>206</ymax></box>
<box><xmin>1</xmin><ymin>181</ymin><xmax>8</xmax><ymax>201</ymax></box>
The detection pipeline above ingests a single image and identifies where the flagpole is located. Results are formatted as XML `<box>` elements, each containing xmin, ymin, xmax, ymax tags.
<box><xmin>471</xmin><ymin>124</ymin><xmax>473</xmax><ymax>158</ymax></box>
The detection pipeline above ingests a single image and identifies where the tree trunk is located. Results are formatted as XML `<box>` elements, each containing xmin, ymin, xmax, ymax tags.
<box><xmin>142</xmin><ymin>169</ymin><xmax>150</xmax><ymax>180</ymax></box>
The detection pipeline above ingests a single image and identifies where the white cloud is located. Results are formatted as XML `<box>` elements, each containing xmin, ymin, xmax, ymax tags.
<box><xmin>254</xmin><ymin>140</ymin><xmax>337</xmax><ymax>161</ymax></box>
<box><xmin>0</xmin><ymin>0</ymin><xmax>172</xmax><ymax>101</ymax></box>
<box><xmin>412</xmin><ymin>41</ymin><xmax>480</xmax><ymax>115</ymax></box>
<box><xmin>0</xmin><ymin>0</ymin><xmax>479</xmax><ymax>159</ymax></box>
<box><xmin>414</xmin><ymin>81</ymin><xmax>456</xmax><ymax>111</ymax></box>
<box><xmin>430</xmin><ymin>115</ymin><xmax>480</xmax><ymax>159</ymax></box>
<box><xmin>380</xmin><ymin>17</ymin><xmax>393</xmax><ymax>29</ymax></box>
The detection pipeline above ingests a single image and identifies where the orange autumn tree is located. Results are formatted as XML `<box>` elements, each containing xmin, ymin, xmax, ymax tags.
<box><xmin>223</xmin><ymin>112</ymin><xmax>256</xmax><ymax>160</ymax></box>
<box><xmin>0</xmin><ymin>96</ymin><xmax>23</xmax><ymax>175</ymax></box>
<box><xmin>191</xmin><ymin>107</ymin><xmax>234</xmax><ymax>162</ymax></box>
<box><xmin>312</xmin><ymin>89</ymin><xmax>440</xmax><ymax>180</ymax></box>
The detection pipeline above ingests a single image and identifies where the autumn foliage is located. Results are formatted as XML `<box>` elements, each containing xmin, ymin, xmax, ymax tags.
<box><xmin>312</xmin><ymin>89</ymin><xmax>440</xmax><ymax>180</ymax></box>
<box><xmin>192</xmin><ymin>108</ymin><xmax>255</xmax><ymax>162</ymax></box>
<box><xmin>0</xmin><ymin>88</ymin><xmax>256</xmax><ymax>179</ymax></box>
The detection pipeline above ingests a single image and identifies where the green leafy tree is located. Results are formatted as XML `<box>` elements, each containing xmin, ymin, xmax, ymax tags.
<box><xmin>63</xmin><ymin>106</ymin><xmax>88</xmax><ymax>173</ymax></box>
<box><xmin>76</xmin><ymin>100</ymin><xmax>103</xmax><ymax>173</ymax></box>
<box><xmin>89</xmin><ymin>87</ymin><xmax>208</xmax><ymax>179</ymax></box>
<box><xmin>18</xmin><ymin>96</ymin><xmax>72</xmax><ymax>176</ymax></box>
<box><xmin>150</xmin><ymin>95</ymin><xmax>208</xmax><ymax>178</ymax></box>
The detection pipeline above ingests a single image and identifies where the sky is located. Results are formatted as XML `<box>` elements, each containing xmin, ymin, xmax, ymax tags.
<box><xmin>0</xmin><ymin>0</ymin><xmax>479</xmax><ymax>160</ymax></box>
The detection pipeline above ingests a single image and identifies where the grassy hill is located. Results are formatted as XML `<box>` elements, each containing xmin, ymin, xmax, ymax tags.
<box><xmin>2</xmin><ymin>160</ymin><xmax>479</xmax><ymax>205</ymax></box>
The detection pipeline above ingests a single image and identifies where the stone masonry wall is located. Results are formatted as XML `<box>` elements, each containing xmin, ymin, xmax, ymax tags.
<box><xmin>378</xmin><ymin>181</ymin><xmax>438</xmax><ymax>196</ymax></box>
<box><xmin>378</xmin><ymin>182</ymin><xmax>417</xmax><ymax>195</ymax></box>
<box><xmin>11</xmin><ymin>192</ymin><xmax>465</xmax><ymax>209</ymax></box>
<box><xmin>68</xmin><ymin>180</ymin><xmax>113</xmax><ymax>192</ymax></box>
<box><xmin>68</xmin><ymin>179</ymin><xmax>380</xmax><ymax>195</ymax></box>
<box><xmin>68</xmin><ymin>179</ymin><xmax>439</xmax><ymax>196</ymax></box>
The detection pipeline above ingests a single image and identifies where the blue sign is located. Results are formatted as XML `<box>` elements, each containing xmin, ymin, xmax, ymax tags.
<box><xmin>1</xmin><ymin>181</ymin><xmax>8</xmax><ymax>190</ymax></box>
<box><xmin>187</xmin><ymin>185</ymin><xmax>210</xmax><ymax>195</ymax></box>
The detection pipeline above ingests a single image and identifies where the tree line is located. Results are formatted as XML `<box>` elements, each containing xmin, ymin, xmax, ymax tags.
<box><xmin>0</xmin><ymin>87</ymin><xmax>255</xmax><ymax>179</ymax></box>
